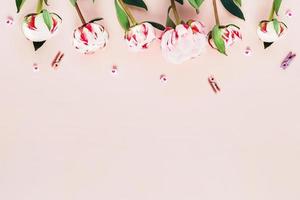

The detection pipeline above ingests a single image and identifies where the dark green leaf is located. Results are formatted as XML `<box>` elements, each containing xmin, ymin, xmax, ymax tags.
<box><xmin>146</xmin><ymin>21</ymin><xmax>165</xmax><ymax>31</ymax></box>
<box><xmin>166</xmin><ymin>6</ymin><xmax>176</xmax><ymax>28</ymax></box>
<box><xmin>115</xmin><ymin>0</ymin><xmax>130</xmax><ymax>30</ymax></box>
<box><xmin>175</xmin><ymin>0</ymin><xmax>184</xmax><ymax>4</ymax></box>
<box><xmin>89</xmin><ymin>17</ymin><xmax>104</xmax><ymax>23</ymax></box>
<box><xmin>42</xmin><ymin>10</ymin><xmax>53</xmax><ymax>31</ymax></box>
<box><xmin>123</xmin><ymin>0</ymin><xmax>148</xmax><ymax>11</ymax></box>
<box><xmin>33</xmin><ymin>41</ymin><xmax>46</xmax><ymax>51</ymax></box>
<box><xmin>264</xmin><ymin>42</ymin><xmax>273</xmax><ymax>49</ymax></box>
<box><xmin>220</xmin><ymin>0</ymin><xmax>245</xmax><ymax>20</ymax></box>
<box><xmin>16</xmin><ymin>0</ymin><xmax>26</xmax><ymax>13</ymax></box>
<box><xmin>273</xmin><ymin>0</ymin><xmax>282</xmax><ymax>15</ymax></box>
<box><xmin>212</xmin><ymin>25</ymin><xmax>226</xmax><ymax>55</ymax></box>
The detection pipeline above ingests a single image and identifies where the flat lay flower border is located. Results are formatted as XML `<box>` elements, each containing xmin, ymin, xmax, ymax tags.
<box><xmin>16</xmin><ymin>0</ymin><xmax>287</xmax><ymax>64</ymax></box>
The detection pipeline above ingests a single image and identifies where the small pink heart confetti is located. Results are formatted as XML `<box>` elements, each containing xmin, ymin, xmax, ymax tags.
<box><xmin>285</xmin><ymin>9</ymin><xmax>293</xmax><ymax>18</ymax></box>
<box><xmin>5</xmin><ymin>16</ymin><xmax>14</xmax><ymax>25</ymax></box>
<box><xmin>111</xmin><ymin>65</ymin><xmax>118</xmax><ymax>76</ymax></box>
<box><xmin>244</xmin><ymin>46</ymin><xmax>252</xmax><ymax>56</ymax></box>
<box><xmin>33</xmin><ymin>63</ymin><xmax>39</xmax><ymax>72</ymax></box>
<box><xmin>160</xmin><ymin>74</ymin><xmax>168</xmax><ymax>83</ymax></box>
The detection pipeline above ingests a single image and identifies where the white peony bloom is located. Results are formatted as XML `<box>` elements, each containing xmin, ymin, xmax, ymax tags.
<box><xmin>208</xmin><ymin>24</ymin><xmax>242</xmax><ymax>52</ymax></box>
<box><xmin>73</xmin><ymin>22</ymin><xmax>109</xmax><ymax>54</ymax></box>
<box><xmin>160</xmin><ymin>21</ymin><xmax>207</xmax><ymax>64</ymax></box>
<box><xmin>125</xmin><ymin>22</ymin><xmax>156</xmax><ymax>51</ymax></box>
<box><xmin>257</xmin><ymin>20</ymin><xmax>287</xmax><ymax>43</ymax></box>
<box><xmin>22</xmin><ymin>12</ymin><xmax>61</xmax><ymax>42</ymax></box>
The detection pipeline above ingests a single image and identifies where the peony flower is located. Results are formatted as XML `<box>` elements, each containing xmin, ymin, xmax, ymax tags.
<box><xmin>160</xmin><ymin>21</ymin><xmax>207</xmax><ymax>64</ymax></box>
<box><xmin>208</xmin><ymin>24</ymin><xmax>242</xmax><ymax>55</ymax></box>
<box><xmin>73</xmin><ymin>22</ymin><xmax>109</xmax><ymax>54</ymax></box>
<box><xmin>257</xmin><ymin>19</ymin><xmax>287</xmax><ymax>48</ymax></box>
<box><xmin>22</xmin><ymin>11</ymin><xmax>61</xmax><ymax>42</ymax></box>
<box><xmin>124</xmin><ymin>22</ymin><xmax>156</xmax><ymax>51</ymax></box>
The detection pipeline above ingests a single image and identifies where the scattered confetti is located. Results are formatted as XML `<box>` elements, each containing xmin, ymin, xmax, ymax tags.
<box><xmin>111</xmin><ymin>65</ymin><xmax>118</xmax><ymax>76</ymax></box>
<box><xmin>33</xmin><ymin>63</ymin><xmax>39</xmax><ymax>72</ymax></box>
<box><xmin>281</xmin><ymin>52</ymin><xmax>296</xmax><ymax>70</ymax></box>
<box><xmin>5</xmin><ymin>16</ymin><xmax>14</xmax><ymax>25</ymax></box>
<box><xmin>285</xmin><ymin>9</ymin><xmax>293</xmax><ymax>18</ymax></box>
<box><xmin>208</xmin><ymin>75</ymin><xmax>220</xmax><ymax>94</ymax></box>
<box><xmin>160</xmin><ymin>74</ymin><xmax>168</xmax><ymax>83</ymax></box>
<box><xmin>244</xmin><ymin>46</ymin><xmax>252</xmax><ymax>56</ymax></box>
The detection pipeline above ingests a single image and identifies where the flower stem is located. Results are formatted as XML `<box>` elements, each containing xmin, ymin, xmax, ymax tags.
<box><xmin>171</xmin><ymin>0</ymin><xmax>181</xmax><ymax>25</ymax></box>
<box><xmin>75</xmin><ymin>2</ymin><xmax>87</xmax><ymax>25</ymax></box>
<box><xmin>119</xmin><ymin>0</ymin><xmax>138</xmax><ymax>26</ymax></box>
<box><xmin>36</xmin><ymin>0</ymin><xmax>44</xmax><ymax>13</ymax></box>
<box><xmin>268</xmin><ymin>1</ymin><xmax>275</xmax><ymax>20</ymax></box>
<box><xmin>212</xmin><ymin>0</ymin><xmax>220</xmax><ymax>25</ymax></box>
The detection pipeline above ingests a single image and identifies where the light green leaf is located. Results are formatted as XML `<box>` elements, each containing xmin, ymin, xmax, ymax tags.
<box><xmin>188</xmin><ymin>0</ymin><xmax>204</xmax><ymax>10</ymax></box>
<box><xmin>273</xmin><ymin>18</ymin><xmax>279</xmax><ymax>34</ymax></box>
<box><xmin>115</xmin><ymin>0</ymin><xmax>130</xmax><ymax>31</ymax></box>
<box><xmin>42</xmin><ymin>10</ymin><xmax>53</xmax><ymax>31</ymax></box>
<box><xmin>234</xmin><ymin>0</ymin><xmax>241</xmax><ymax>6</ymax></box>
<box><xmin>212</xmin><ymin>25</ymin><xmax>226</xmax><ymax>55</ymax></box>
<box><xmin>69</xmin><ymin>0</ymin><xmax>77</xmax><ymax>6</ymax></box>
<box><xmin>273</xmin><ymin>0</ymin><xmax>282</xmax><ymax>15</ymax></box>
<box><xmin>16</xmin><ymin>0</ymin><xmax>26</xmax><ymax>13</ymax></box>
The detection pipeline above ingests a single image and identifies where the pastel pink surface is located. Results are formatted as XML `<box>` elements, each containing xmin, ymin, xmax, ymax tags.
<box><xmin>0</xmin><ymin>1</ymin><xmax>300</xmax><ymax>200</ymax></box>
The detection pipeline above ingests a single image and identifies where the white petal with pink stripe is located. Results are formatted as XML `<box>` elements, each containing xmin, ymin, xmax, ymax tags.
<box><xmin>125</xmin><ymin>22</ymin><xmax>156</xmax><ymax>51</ymax></box>
<box><xmin>22</xmin><ymin>12</ymin><xmax>61</xmax><ymax>42</ymax></box>
<box><xmin>257</xmin><ymin>20</ymin><xmax>287</xmax><ymax>43</ymax></box>
<box><xmin>73</xmin><ymin>23</ymin><xmax>109</xmax><ymax>55</ymax></box>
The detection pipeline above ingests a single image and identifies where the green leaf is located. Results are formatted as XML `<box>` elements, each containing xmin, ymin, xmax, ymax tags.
<box><xmin>264</xmin><ymin>42</ymin><xmax>273</xmax><ymax>49</ymax></box>
<box><xmin>69</xmin><ymin>0</ymin><xmax>77</xmax><ymax>6</ymax></box>
<box><xmin>123</xmin><ymin>0</ymin><xmax>148</xmax><ymax>11</ymax></box>
<box><xmin>89</xmin><ymin>17</ymin><xmax>104</xmax><ymax>23</ymax></box>
<box><xmin>166</xmin><ymin>6</ymin><xmax>176</xmax><ymax>28</ymax></box>
<box><xmin>33</xmin><ymin>41</ymin><xmax>46</xmax><ymax>51</ymax></box>
<box><xmin>175</xmin><ymin>0</ymin><xmax>184</xmax><ymax>4</ymax></box>
<box><xmin>212</xmin><ymin>25</ymin><xmax>226</xmax><ymax>55</ymax></box>
<box><xmin>42</xmin><ymin>10</ymin><xmax>53</xmax><ymax>31</ymax></box>
<box><xmin>188</xmin><ymin>0</ymin><xmax>204</xmax><ymax>10</ymax></box>
<box><xmin>234</xmin><ymin>0</ymin><xmax>241</xmax><ymax>6</ymax></box>
<box><xmin>220</xmin><ymin>0</ymin><xmax>245</xmax><ymax>20</ymax></box>
<box><xmin>16</xmin><ymin>0</ymin><xmax>26</xmax><ymax>13</ymax></box>
<box><xmin>115</xmin><ymin>0</ymin><xmax>130</xmax><ymax>30</ymax></box>
<box><xmin>273</xmin><ymin>0</ymin><xmax>282</xmax><ymax>15</ymax></box>
<box><xmin>146</xmin><ymin>21</ymin><xmax>165</xmax><ymax>31</ymax></box>
<box><xmin>273</xmin><ymin>18</ymin><xmax>279</xmax><ymax>34</ymax></box>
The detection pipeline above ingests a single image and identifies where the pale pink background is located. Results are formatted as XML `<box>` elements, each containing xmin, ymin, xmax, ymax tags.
<box><xmin>0</xmin><ymin>0</ymin><xmax>300</xmax><ymax>199</ymax></box>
